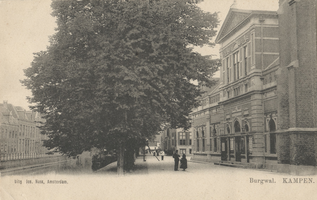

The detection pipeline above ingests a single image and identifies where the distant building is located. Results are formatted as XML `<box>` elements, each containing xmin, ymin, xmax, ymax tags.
<box><xmin>175</xmin><ymin>128</ymin><xmax>193</xmax><ymax>156</ymax></box>
<box><xmin>147</xmin><ymin>134</ymin><xmax>161</xmax><ymax>152</ymax></box>
<box><xmin>0</xmin><ymin>101</ymin><xmax>49</xmax><ymax>161</ymax></box>
<box><xmin>160</xmin><ymin>128</ymin><xmax>177</xmax><ymax>155</ymax></box>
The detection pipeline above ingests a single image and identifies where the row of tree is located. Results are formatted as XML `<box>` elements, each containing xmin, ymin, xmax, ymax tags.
<box><xmin>22</xmin><ymin>0</ymin><xmax>219</xmax><ymax>175</ymax></box>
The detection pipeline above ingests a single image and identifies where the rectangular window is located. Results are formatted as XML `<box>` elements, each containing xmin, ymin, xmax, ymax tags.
<box><xmin>202</xmin><ymin>139</ymin><xmax>205</xmax><ymax>152</ymax></box>
<box><xmin>179</xmin><ymin>132</ymin><xmax>185</xmax><ymax>145</ymax></box>
<box><xmin>189</xmin><ymin>149</ymin><xmax>192</xmax><ymax>154</ymax></box>
<box><xmin>241</xmin><ymin>137</ymin><xmax>245</xmax><ymax>154</ymax></box>
<box><xmin>229</xmin><ymin>68</ymin><xmax>232</xmax><ymax>83</ymax></box>
<box><xmin>233</xmin><ymin>51</ymin><xmax>239</xmax><ymax>80</ymax></box>
<box><xmin>197</xmin><ymin>140</ymin><xmax>199</xmax><ymax>151</ymax></box>
<box><xmin>214</xmin><ymin>138</ymin><xmax>217</xmax><ymax>152</ymax></box>
<box><xmin>270</xmin><ymin>133</ymin><xmax>277</xmax><ymax>154</ymax></box>
<box><xmin>230</xmin><ymin>138</ymin><xmax>234</xmax><ymax>151</ymax></box>
<box><xmin>202</xmin><ymin>127</ymin><xmax>205</xmax><ymax>138</ymax></box>
<box><xmin>210</xmin><ymin>139</ymin><xmax>212</xmax><ymax>151</ymax></box>
<box><xmin>244</xmin><ymin>45</ymin><xmax>248</xmax><ymax>76</ymax></box>
<box><xmin>180</xmin><ymin>149</ymin><xmax>186</xmax><ymax>155</ymax></box>
<box><xmin>226</xmin><ymin>57</ymin><xmax>230</xmax><ymax>83</ymax></box>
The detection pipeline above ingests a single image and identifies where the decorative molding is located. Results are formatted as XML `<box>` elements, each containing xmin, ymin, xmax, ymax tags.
<box><xmin>275</xmin><ymin>127</ymin><xmax>317</xmax><ymax>133</ymax></box>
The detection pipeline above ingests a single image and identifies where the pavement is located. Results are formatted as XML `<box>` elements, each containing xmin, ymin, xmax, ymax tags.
<box><xmin>96</xmin><ymin>154</ymin><xmax>179</xmax><ymax>175</ymax></box>
<box><xmin>2</xmin><ymin>155</ymin><xmax>317</xmax><ymax>200</ymax></box>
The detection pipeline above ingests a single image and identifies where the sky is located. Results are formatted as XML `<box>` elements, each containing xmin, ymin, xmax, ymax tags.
<box><xmin>0</xmin><ymin>0</ymin><xmax>278</xmax><ymax>110</ymax></box>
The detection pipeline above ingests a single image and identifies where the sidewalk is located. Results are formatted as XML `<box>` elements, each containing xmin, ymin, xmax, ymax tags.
<box><xmin>96</xmin><ymin>154</ymin><xmax>176</xmax><ymax>175</ymax></box>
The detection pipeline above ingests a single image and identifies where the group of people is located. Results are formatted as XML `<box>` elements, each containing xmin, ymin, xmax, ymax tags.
<box><xmin>172</xmin><ymin>150</ymin><xmax>187</xmax><ymax>171</ymax></box>
<box><xmin>152</xmin><ymin>150</ymin><xmax>165</xmax><ymax>160</ymax></box>
<box><xmin>151</xmin><ymin>149</ymin><xmax>188</xmax><ymax>171</ymax></box>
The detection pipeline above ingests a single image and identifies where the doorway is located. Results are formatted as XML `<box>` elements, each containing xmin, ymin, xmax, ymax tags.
<box><xmin>221</xmin><ymin>138</ymin><xmax>228</xmax><ymax>161</ymax></box>
<box><xmin>235</xmin><ymin>137</ymin><xmax>242</xmax><ymax>162</ymax></box>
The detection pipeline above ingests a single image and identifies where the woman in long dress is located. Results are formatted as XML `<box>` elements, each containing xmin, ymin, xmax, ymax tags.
<box><xmin>180</xmin><ymin>154</ymin><xmax>187</xmax><ymax>171</ymax></box>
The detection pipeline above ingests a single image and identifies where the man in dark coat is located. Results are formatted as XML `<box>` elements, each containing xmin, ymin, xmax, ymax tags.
<box><xmin>172</xmin><ymin>150</ymin><xmax>180</xmax><ymax>171</ymax></box>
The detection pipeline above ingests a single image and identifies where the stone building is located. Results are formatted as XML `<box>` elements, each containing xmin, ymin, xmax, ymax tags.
<box><xmin>191</xmin><ymin>0</ymin><xmax>317</xmax><ymax>173</ymax></box>
<box><xmin>160</xmin><ymin>127</ymin><xmax>193</xmax><ymax>156</ymax></box>
<box><xmin>0</xmin><ymin>101</ymin><xmax>49</xmax><ymax>161</ymax></box>
<box><xmin>175</xmin><ymin>128</ymin><xmax>193</xmax><ymax>156</ymax></box>
<box><xmin>190</xmin><ymin>79</ymin><xmax>222</xmax><ymax>162</ymax></box>
<box><xmin>191</xmin><ymin>7</ymin><xmax>280</xmax><ymax>167</ymax></box>
<box><xmin>160</xmin><ymin>128</ymin><xmax>177</xmax><ymax>155</ymax></box>
<box><xmin>276</xmin><ymin>0</ymin><xmax>317</xmax><ymax>170</ymax></box>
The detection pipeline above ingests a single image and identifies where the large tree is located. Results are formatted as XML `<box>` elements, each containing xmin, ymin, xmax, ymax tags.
<box><xmin>22</xmin><ymin>0</ymin><xmax>219</xmax><ymax>174</ymax></box>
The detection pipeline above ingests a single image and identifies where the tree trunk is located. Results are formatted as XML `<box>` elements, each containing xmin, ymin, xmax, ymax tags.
<box><xmin>117</xmin><ymin>143</ymin><xmax>125</xmax><ymax>175</ymax></box>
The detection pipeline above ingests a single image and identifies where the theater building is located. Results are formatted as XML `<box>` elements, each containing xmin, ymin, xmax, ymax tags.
<box><xmin>191</xmin><ymin>7</ymin><xmax>280</xmax><ymax>167</ymax></box>
<box><xmin>192</xmin><ymin>0</ymin><xmax>317</xmax><ymax>173</ymax></box>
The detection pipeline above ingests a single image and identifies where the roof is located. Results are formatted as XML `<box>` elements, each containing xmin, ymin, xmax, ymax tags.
<box><xmin>0</xmin><ymin>101</ymin><xmax>42</xmax><ymax>123</ymax></box>
<box><xmin>215</xmin><ymin>8</ymin><xmax>278</xmax><ymax>44</ymax></box>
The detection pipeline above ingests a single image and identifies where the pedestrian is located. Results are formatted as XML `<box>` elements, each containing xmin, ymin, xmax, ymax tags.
<box><xmin>180</xmin><ymin>154</ymin><xmax>187</xmax><ymax>171</ymax></box>
<box><xmin>159</xmin><ymin>150</ymin><xmax>165</xmax><ymax>161</ymax></box>
<box><xmin>172</xmin><ymin>150</ymin><xmax>180</xmax><ymax>171</ymax></box>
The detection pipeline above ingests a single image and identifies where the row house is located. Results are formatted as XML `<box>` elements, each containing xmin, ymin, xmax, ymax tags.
<box><xmin>175</xmin><ymin>128</ymin><xmax>193</xmax><ymax>156</ymax></box>
<box><xmin>160</xmin><ymin>127</ymin><xmax>193</xmax><ymax>156</ymax></box>
<box><xmin>0</xmin><ymin>101</ymin><xmax>48</xmax><ymax>161</ymax></box>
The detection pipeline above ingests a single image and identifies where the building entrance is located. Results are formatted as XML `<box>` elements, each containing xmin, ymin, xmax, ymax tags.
<box><xmin>221</xmin><ymin>138</ymin><xmax>228</xmax><ymax>161</ymax></box>
<box><xmin>235</xmin><ymin>137</ymin><xmax>242</xmax><ymax>162</ymax></box>
<box><xmin>235</xmin><ymin>136</ymin><xmax>248</xmax><ymax>163</ymax></box>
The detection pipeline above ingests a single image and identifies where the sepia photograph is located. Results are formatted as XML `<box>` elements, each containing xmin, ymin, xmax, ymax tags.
<box><xmin>1</xmin><ymin>0</ymin><xmax>317</xmax><ymax>199</ymax></box>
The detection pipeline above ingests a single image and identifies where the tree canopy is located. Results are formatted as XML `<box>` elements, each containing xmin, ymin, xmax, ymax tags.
<box><xmin>22</xmin><ymin>0</ymin><xmax>219</xmax><ymax>162</ymax></box>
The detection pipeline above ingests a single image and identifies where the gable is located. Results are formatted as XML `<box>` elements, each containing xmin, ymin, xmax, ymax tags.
<box><xmin>216</xmin><ymin>9</ymin><xmax>251</xmax><ymax>44</ymax></box>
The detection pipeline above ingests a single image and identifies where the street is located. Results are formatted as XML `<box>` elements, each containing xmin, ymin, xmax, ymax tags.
<box><xmin>1</xmin><ymin>155</ymin><xmax>317</xmax><ymax>200</ymax></box>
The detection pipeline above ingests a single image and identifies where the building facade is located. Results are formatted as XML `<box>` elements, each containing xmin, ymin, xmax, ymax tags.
<box><xmin>191</xmin><ymin>7</ymin><xmax>280</xmax><ymax>167</ymax></box>
<box><xmin>175</xmin><ymin>128</ymin><xmax>193</xmax><ymax>156</ymax></box>
<box><xmin>0</xmin><ymin>101</ymin><xmax>49</xmax><ymax>161</ymax></box>
<box><xmin>160</xmin><ymin>127</ymin><xmax>193</xmax><ymax>156</ymax></box>
<box><xmin>276</xmin><ymin>0</ymin><xmax>317</xmax><ymax>168</ymax></box>
<box><xmin>191</xmin><ymin>0</ymin><xmax>317</xmax><ymax>173</ymax></box>
<box><xmin>160</xmin><ymin>128</ymin><xmax>177</xmax><ymax>155</ymax></box>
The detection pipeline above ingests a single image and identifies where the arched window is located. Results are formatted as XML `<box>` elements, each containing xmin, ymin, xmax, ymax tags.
<box><xmin>234</xmin><ymin>121</ymin><xmax>241</xmax><ymax>133</ymax></box>
<box><xmin>269</xmin><ymin>119</ymin><xmax>276</xmax><ymax>132</ymax></box>
<box><xmin>245</xmin><ymin>123</ymin><xmax>249</xmax><ymax>132</ymax></box>
<box><xmin>227</xmin><ymin>124</ymin><xmax>231</xmax><ymax>134</ymax></box>
<box><xmin>196</xmin><ymin>130</ymin><xmax>199</xmax><ymax>138</ymax></box>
